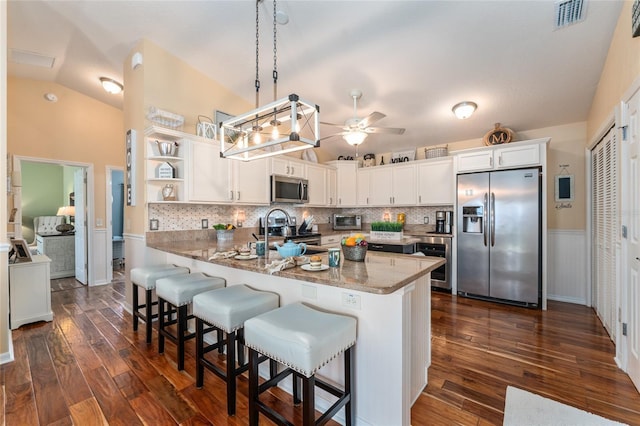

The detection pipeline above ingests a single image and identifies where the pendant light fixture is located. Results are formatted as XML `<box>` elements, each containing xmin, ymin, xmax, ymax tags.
<box><xmin>220</xmin><ymin>0</ymin><xmax>320</xmax><ymax>161</ymax></box>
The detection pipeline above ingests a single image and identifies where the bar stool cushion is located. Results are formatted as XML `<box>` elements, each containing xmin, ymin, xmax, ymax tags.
<box><xmin>156</xmin><ymin>273</ymin><xmax>226</xmax><ymax>307</ymax></box>
<box><xmin>131</xmin><ymin>265</ymin><xmax>190</xmax><ymax>290</ymax></box>
<box><xmin>193</xmin><ymin>284</ymin><xmax>279</xmax><ymax>333</ymax></box>
<box><xmin>244</xmin><ymin>302</ymin><xmax>357</xmax><ymax>378</ymax></box>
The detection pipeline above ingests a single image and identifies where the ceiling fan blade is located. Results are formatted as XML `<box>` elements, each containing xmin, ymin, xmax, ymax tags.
<box><xmin>320</xmin><ymin>121</ymin><xmax>347</xmax><ymax>129</ymax></box>
<box><xmin>364</xmin><ymin>126</ymin><xmax>406</xmax><ymax>135</ymax></box>
<box><xmin>319</xmin><ymin>131</ymin><xmax>349</xmax><ymax>141</ymax></box>
<box><xmin>357</xmin><ymin>111</ymin><xmax>386</xmax><ymax>129</ymax></box>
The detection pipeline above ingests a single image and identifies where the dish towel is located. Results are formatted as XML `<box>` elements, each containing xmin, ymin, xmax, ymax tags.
<box><xmin>265</xmin><ymin>257</ymin><xmax>296</xmax><ymax>274</ymax></box>
<box><xmin>208</xmin><ymin>250</ymin><xmax>238</xmax><ymax>260</ymax></box>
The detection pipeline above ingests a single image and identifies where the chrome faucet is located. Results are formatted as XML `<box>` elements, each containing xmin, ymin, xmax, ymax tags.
<box><xmin>264</xmin><ymin>208</ymin><xmax>292</xmax><ymax>258</ymax></box>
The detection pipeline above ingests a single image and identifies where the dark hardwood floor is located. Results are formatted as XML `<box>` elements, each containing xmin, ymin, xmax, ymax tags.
<box><xmin>2</xmin><ymin>272</ymin><xmax>640</xmax><ymax>425</ymax></box>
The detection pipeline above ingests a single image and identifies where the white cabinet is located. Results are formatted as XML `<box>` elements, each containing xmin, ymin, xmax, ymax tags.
<box><xmin>455</xmin><ymin>140</ymin><xmax>543</xmax><ymax>173</ymax></box>
<box><xmin>327</xmin><ymin>168</ymin><xmax>337</xmax><ymax>206</ymax></box>
<box><xmin>417</xmin><ymin>158</ymin><xmax>454</xmax><ymax>205</ymax></box>
<box><xmin>145</xmin><ymin>126</ymin><xmax>186</xmax><ymax>202</ymax></box>
<box><xmin>306</xmin><ymin>164</ymin><xmax>327</xmax><ymax>206</ymax></box>
<box><xmin>36</xmin><ymin>234</ymin><xmax>75</xmax><ymax>279</ymax></box>
<box><xmin>321</xmin><ymin>234</ymin><xmax>343</xmax><ymax>247</ymax></box>
<box><xmin>9</xmin><ymin>255</ymin><xmax>52</xmax><ymax>329</ymax></box>
<box><xmin>326</xmin><ymin>161</ymin><xmax>358</xmax><ymax>206</ymax></box>
<box><xmin>187</xmin><ymin>140</ymin><xmax>269</xmax><ymax>204</ymax></box>
<box><xmin>232</xmin><ymin>159</ymin><xmax>269</xmax><ymax>204</ymax></box>
<box><xmin>271</xmin><ymin>157</ymin><xmax>306</xmax><ymax>178</ymax></box>
<box><xmin>357</xmin><ymin>164</ymin><xmax>416</xmax><ymax>206</ymax></box>
<box><xmin>188</xmin><ymin>140</ymin><xmax>231</xmax><ymax>203</ymax></box>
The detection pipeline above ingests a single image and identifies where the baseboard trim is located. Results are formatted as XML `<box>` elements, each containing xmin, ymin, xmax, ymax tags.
<box><xmin>0</xmin><ymin>332</ymin><xmax>14</xmax><ymax>365</ymax></box>
<box><xmin>548</xmin><ymin>294</ymin><xmax>587</xmax><ymax>305</ymax></box>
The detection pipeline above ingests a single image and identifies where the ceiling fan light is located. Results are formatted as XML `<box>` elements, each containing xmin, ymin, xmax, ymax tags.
<box><xmin>452</xmin><ymin>101</ymin><xmax>477</xmax><ymax>119</ymax></box>
<box><xmin>343</xmin><ymin>131</ymin><xmax>368</xmax><ymax>146</ymax></box>
<box><xmin>100</xmin><ymin>77</ymin><xmax>123</xmax><ymax>94</ymax></box>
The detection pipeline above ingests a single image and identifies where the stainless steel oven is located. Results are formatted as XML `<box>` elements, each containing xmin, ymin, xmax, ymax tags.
<box><xmin>416</xmin><ymin>235</ymin><xmax>451</xmax><ymax>291</ymax></box>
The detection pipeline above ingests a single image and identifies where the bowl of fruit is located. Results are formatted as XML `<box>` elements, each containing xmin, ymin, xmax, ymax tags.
<box><xmin>341</xmin><ymin>233</ymin><xmax>368</xmax><ymax>262</ymax></box>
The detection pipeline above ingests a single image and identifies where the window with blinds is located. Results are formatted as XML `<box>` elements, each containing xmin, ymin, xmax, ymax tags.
<box><xmin>591</xmin><ymin>127</ymin><xmax>618</xmax><ymax>341</ymax></box>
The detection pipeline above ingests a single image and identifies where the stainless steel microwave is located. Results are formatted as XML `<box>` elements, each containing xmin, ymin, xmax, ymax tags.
<box><xmin>271</xmin><ymin>175</ymin><xmax>309</xmax><ymax>203</ymax></box>
<box><xmin>333</xmin><ymin>214</ymin><xmax>362</xmax><ymax>231</ymax></box>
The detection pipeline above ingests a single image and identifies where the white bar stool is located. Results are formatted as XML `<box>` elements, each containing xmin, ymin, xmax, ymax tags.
<box><xmin>156</xmin><ymin>273</ymin><xmax>226</xmax><ymax>371</ymax></box>
<box><xmin>193</xmin><ymin>284</ymin><xmax>279</xmax><ymax>416</ymax></box>
<box><xmin>244</xmin><ymin>302</ymin><xmax>357</xmax><ymax>426</ymax></box>
<box><xmin>130</xmin><ymin>264</ymin><xmax>190</xmax><ymax>343</ymax></box>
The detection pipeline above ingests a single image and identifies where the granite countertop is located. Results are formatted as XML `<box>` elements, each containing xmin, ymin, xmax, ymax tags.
<box><xmin>148</xmin><ymin>240</ymin><xmax>445</xmax><ymax>295</ymax></box>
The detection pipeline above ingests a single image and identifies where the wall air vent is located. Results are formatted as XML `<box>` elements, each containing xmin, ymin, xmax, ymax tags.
<box><xmin>555</xmin><ymin>0</ymin><xmax>586</xmax><ymax>29</ymax></box>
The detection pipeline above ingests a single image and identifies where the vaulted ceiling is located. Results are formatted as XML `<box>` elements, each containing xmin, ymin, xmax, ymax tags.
<box><xmin>7</xmin><ymin>1</ymin><xmax>622</xmax><ymax>158</ymax></box>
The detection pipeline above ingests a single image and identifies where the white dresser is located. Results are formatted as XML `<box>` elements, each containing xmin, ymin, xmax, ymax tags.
<box><xmin>36</xmin><ymin>233</ymin><xmax>75</xmax><ymax>278</ymax></box>
<box><xmin>9</xmin><ymin>255</ymin><xmax>53</xmax><ymax>329</ymax></box>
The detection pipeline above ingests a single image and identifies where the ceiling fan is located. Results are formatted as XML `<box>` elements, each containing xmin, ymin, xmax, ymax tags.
<box><xmin>321</xmin><ymin>89</ymin><xmax>405</xmax><ymax>146</ymax></box>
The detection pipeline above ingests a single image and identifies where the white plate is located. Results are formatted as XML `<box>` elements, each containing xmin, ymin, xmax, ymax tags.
<box><xmin>302</xmin><ymin>149</ymin><xmax>318</xmax><ymax>163</ymax></box>
<box><xmin>235</xmin><ymin>254</ymin><xmax>258</xmax><ymax>260</ymax></box>
<box><xmin>301</xmin><ymin>264</ymin><xmax>329</xmax><ymax>272</ymax></box>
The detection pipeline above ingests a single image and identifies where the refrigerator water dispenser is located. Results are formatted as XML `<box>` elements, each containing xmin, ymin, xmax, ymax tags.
<box><xmin>462</xmin><ymin>206</ymin><xmax>483</xmax><ymax>233</ymax></box>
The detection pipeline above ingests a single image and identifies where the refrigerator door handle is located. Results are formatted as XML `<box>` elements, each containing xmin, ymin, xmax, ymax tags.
<box><xmin>490</xmin><ymin>192</ymin><xmax>496</xmax><ymax>247</ymax></box>
<box><xmin>483</xmin><ymin>192</ymin><xmax>488</xmax><ymax>247</ymax></box>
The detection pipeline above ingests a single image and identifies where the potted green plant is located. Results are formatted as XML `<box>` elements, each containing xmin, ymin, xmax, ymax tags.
<box><xmin>370</xmin><ymin>221</ymin><xmax>404</xmax><ymax>241</ymax></box>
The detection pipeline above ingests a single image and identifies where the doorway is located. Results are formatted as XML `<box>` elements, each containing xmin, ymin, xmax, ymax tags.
<box><xmin>106</xmin><ymin>166</ymin><xmax>125</xmax><ymax>283</ymax></box>
<box><xmin>13</xmin><ymin>156</ymin><xmax>93</xmax><ymax>285</ymax></box>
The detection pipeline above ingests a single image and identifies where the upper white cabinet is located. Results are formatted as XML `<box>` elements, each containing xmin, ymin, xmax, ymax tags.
<box><xmin>326</xmin><ymin>160</ymin><xmax>358</xmax><ymax>207</ymax></box>
<box><xmin>232</xmin><ymin>159</ymin><xmax>270</xmax><ymax>204</ymax></box>
<box><xmin>327</xmin><ymin>168</ymin><xmax>337</xmax><ymax>206</ymax></box>
<box><xmin>417</xmin><ymin>158</ymin><xmax>454</xmax><ymax>205</ymax></box>
<box><xmin>188</xmin><ymin>140</ymin><xmax>231</xmax><ymax>203</ymax></box>
<box><xmin>455</xmin><ymin>139</ymin><xmax>547</xmax><ymax>173</ymax></box>
<box><xmin>357</xmin><ymin>164</ymin><xmax>416</xmax><ymax>206</ymax></box>
<box><xmin>306</xmin><ymin>164</ymin><xmax>328</xmax><ymax>206</ymax></box>
<box><xmin>271</xmin><ymin>157</ymin><xmax>306</xmax><ymax>178</ymax></box>
<box><xmin>145</xmin><ymin>126</ymin><xmax>186</xmax><ymax>202</ymax></box>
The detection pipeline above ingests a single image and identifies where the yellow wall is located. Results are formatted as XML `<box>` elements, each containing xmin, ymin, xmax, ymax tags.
<box><xmin>123</xmin><ymin>39</ymin><xmax>252</xmax><ymax>234</ymax></box>
<box><xmin>588</xmin><ymin>0</ymin><xmax>640</xmax><ymax>141</ymax></box>
<box><xmin>7</xmin><ymin>77</ymin><xmax>124</xmax><ymax>225</ymax></box>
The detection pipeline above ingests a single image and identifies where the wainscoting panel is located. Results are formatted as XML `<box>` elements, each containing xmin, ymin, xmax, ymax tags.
<box><xmin>91</xmin><ymin>229</ymin><xmax>108</xmax><ymax>286</ymax></box>
<box><xmin>547</xmin><ymin>229</ymin><xmax>588</xmax><ymax>305</ymax></box>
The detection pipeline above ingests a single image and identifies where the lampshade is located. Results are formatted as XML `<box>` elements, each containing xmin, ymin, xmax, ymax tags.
<box><xmin>452</xmin><ymin>101</ymin><xmax>477</xmax><ymax>119</ymax></box>
<box><xmin>343</xmin><ymin>131</ymin><xmax>368</xmax><ymax>146</ymax></box>
<box><xmin>57</xmin><ymin>206</ymin><xmax>75</xmax><ymax>217</ymax></box>
<box><xmin>100</xmin><ymin>77</ymin><xmax>123</xmax><ymax>94</ymax></box>
<box><xmin>219</xmin><ymin>94</ymin><xmax>320</xmax><ymax>161</ymax></box>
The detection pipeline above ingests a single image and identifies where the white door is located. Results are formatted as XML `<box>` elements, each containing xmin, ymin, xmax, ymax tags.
<box><xmin>74</xmin><ymin>168</ymin><xmax>87</xmax><ymax>284</ymax></box>
<box><xmin>626</xmin><ymin>89</ymin><xmax>640</xmax><ymax>391</ymax></box>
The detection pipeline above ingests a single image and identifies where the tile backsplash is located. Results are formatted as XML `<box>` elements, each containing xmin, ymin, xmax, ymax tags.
<box><xmin>148</xmin><ymin>203</ymin><xmax>454</xmax><ymax>232</ymax></box>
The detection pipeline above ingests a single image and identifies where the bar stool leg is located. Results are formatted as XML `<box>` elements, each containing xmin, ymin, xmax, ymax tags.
<box><xmin>217</xmin><ymin>329</ymin><xmax>224</xmax><ymax>354</ymax></box>
<box><xmin>145</xmin><ymin>288</ymin><xmax>153</xmax><ymax>344</ymax></box>
<box><xmin>226</xmin><ymin>330</ymin><xmax>237</xmax><ymax>415</ymax></box>
<box><xmin>249</xmin><ymin>348</ymin><xmax>260</xmax><ymax>426</ymax></box>
<box><xmin>132</xmin><ymin>285</ymin><xmax>139</xmax><ymax>331</ymax></box>
<box><xmin>345</xmin><ymin>347</ymin><xmax>354</xmax><ymax>426</ymax></box>
<box><xmin>196</xmin><ymin>318</ymin><xmax>205</xmax><ymax>388</ymax></box>
<box><xmin>177</xmin><ymin>305</ymin><xmax>187</xmax><ymax>370</ymax></box>
<box><xmin>293</xmin><ymin>372</ymin><xmax>301</xmax><ymax>405</ymax></box>
<box><xmin>158</xmin><ymin>298</ymin><xmax>166</xmax><ymax>353</ymax></box>
<box><xmin>302</xmin><ymin>375</ymin><xmax>315</xmax><ymax>426</ymax></box>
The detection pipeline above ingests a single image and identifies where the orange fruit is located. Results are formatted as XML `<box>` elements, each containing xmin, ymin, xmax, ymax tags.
<box><xmin>345</xmin><ymin>237</ymin><xmax>357</xmax><ymax>246</ymax></box>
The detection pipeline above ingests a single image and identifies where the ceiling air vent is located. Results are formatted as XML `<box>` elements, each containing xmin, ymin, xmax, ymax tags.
<box><xmin>9</xmin><ymin>48</ymin><xmax>55</xmax><ymax>68</ymax></box>
<box><xmin>555</xmin><ymin>0</ymin><xmax>586</xmax><ymax>29</ymax></box>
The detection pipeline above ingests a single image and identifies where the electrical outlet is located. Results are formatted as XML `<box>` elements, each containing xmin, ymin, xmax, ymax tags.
<box><xmin>341</xmin><ymin>292</ymin><xmax>361</xmax><ymax>310</ymax></box>
<box><xmin>424</xmin><ymin>216</ymin><xmax>429</xmax><ymax>224</ymax></box>
<box><xmin>201</xmin><ymin>219</ymin><xmax>208</xmax><ymax>229</ymax></box>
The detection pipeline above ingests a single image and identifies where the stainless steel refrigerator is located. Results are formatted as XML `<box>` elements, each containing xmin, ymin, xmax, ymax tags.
<box><xmin>456</xmin><ymin>168</ymin><xmax>541</xmax><ymax>307</ymax></box>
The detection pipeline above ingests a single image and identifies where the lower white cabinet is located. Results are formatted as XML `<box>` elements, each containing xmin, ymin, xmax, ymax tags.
<box><xmin>36</xmin><ymin>233</ymin><xmax>75</xmax><ymax>278</ymax></box>
<box><xmin>9</xmin><ymin>255</ymin><xmax>53</xmax><ymax>329</ymax></box>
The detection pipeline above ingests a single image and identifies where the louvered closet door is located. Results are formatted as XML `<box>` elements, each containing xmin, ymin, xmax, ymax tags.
<box><xmin>591</xmin><ymin>128</ymin><xmax>618</xmax><ymax>341</ymax></box>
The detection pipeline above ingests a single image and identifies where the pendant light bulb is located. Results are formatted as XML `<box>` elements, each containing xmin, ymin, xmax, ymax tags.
<box><xmin>253</xmin><ymin>131</ymin><xmax>262</xmax><ymax>144</ymax></box>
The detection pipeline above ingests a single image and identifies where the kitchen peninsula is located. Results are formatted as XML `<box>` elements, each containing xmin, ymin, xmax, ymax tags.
<box><xmin>146</xmin><ymin>237</ymin><xmax>444</xmax><ymax>425</ymax></box>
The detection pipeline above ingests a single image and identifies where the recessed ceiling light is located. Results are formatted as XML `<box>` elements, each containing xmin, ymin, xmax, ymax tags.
<box><xmin>44</xmin><ymin>93</ymin><xmax>58</xmax><ymax>102</ymax></box>
<box><xmin>452</xmin><ymin>101</ymin><xmax>477</xmax><ymax>119</ymax></box>
<box><xmin>100</xmin><ymin>77</ymin><xmax>124</xmax><ymax>94</ymax></box>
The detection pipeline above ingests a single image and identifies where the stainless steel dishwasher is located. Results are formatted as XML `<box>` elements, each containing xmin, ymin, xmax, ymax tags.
<box><xmin>416</xmin><ymin>235</ymin><xmax>451</xmax><ymax>291</ymax></box>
